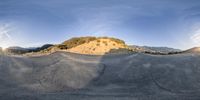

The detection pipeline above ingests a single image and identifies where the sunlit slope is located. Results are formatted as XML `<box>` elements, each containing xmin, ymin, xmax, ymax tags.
<box><xmin>43</xmin><ymin>37</ymin><xmax>131</xmax><ymax>55</ymax></box>
<box><xmin>0</xmin><ymin>52</ymin><xmax>200</xmax><ymax>99</ymax></box>
<box><xmin>183</xmin><ymin>47</ymin><xmax>200</xmax><ymax>53</ymax></box>
<box><xmin>67</xmin><ymin>38</ymin><xmax>128</xmax><ymax>55</ymax></box>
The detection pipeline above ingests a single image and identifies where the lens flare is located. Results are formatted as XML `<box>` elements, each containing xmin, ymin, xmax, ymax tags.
<box><xmin>191</xmin><ymin>29</ymin><xmax>200</xmax><ymax>45</ymax></box>
<box><xmin>0</xmin><ymin>24</ymin><xmax>13</xmax><ymax>48</ymax></box>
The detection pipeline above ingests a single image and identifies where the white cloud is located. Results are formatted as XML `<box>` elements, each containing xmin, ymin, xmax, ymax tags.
<box><xmin>0</xmin><ymin>23</ymin><xmax>15</xmax><ymax>48</ymax></box>
<box><xmin>191</xmin><ymin>28</ymin><xmax>200</xmax><ymax>45</ymax></box>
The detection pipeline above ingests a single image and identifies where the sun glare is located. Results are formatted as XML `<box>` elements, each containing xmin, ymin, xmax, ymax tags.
<box><xmin>0</xmin><ymin>24</ymin><xmax>14</xmax><ymax>50</ymax></box>
<box><xmin>0</xmin><ymin>45</ymin><xmax>7</xmax><ymax>51</ymax></box>
<box><xmin>191</xmin><ymin>29</ymin><xmax>200</xmax><ymax>47</ymax></box>
<box><xmin>2</xmin><ymin>46</ymin><xmax>7</xmax><ymax>50</ymax></box>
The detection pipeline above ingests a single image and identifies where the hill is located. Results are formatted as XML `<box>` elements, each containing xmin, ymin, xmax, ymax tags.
<box><xmin>3</xmin><ymin>37</ymin><xmax>138</xmax><ymax>56</ymax></box>
<box><xmin>37</xmin><ymin>37</ymin><xmax>131</xmax><ymax>55</ymax></box>
<box><xmin>183</xmin><ymin>47</ymin><xmax>200</xmax><ymax>53</ymax></box>
<box><xmin>66</xmin><ymin>37</ymin><xmax>128</xmax><ymax>55</ymax></box>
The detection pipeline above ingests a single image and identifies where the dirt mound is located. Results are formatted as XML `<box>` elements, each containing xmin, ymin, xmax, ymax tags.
<box><xmin>35</xmin><ymin>37</ymin><xmax>131</xmax><ymax>55</ymax></box>
<box><xmin>67</xmin><ymin>38</ymin><xmax>128</xmax><ymax>55</ymax></box>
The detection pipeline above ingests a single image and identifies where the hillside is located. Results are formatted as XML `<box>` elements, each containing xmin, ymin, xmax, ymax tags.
<box><xmin>183</xmin><ymin>47</ymin><xmax>200</xmax><ymax>53</ymax></box>
<box><xmin>2</xmin><ymin>37</ymin><xmax>144</xmax><ymax>56</ymax></box>
<box><xmin>34</xmin><ymin>37</ymin><xmax>132</xmax><ymax>55</ymax></box>
<box><xmin>66</xmin><ymin>38</ymin><xmax>128</xmax><ymax>55</ymax></box>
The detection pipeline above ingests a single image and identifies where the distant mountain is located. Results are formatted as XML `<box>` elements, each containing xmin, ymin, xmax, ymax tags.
<box><xmin>28</xmin><ymin>44</ymin><xmax>54</xmax><ymax>52</ymax></box>
<box><xmin>5</xmin><ymin>46</ymin><xmax>30</xmax><ymax>54</ymax></box>
<box><xmin>129</xmin><ymin>45</ymin><xmax>181</xmax><ymax>53</ymax></box>
<box><xmin>142</xmin><ymin>46</ymin><xmax>181</xmax><ymax>53</ymax></box>
<box><xmin>5</xmin><ymin>44</ymin><xmax>53</xmax><ymax>54</ymax></box>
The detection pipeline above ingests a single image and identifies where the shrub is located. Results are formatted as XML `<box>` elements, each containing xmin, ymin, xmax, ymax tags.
<box><xmin>98</xmin><ymin>37</ymin><xmax>125</xmax><ymax>45</ymax></box>
<box><xmin>57</xmin><ymin>45</ymin><xmax>68</xmax><ymax>49</ymax></box>
<box><xmin>96</xmin><ymin>43</ymin><xmax>100</xmax><ymax>46</ymax></box>
<box><xmin>102</xmin><ymin>41</ymin><xmax>108</xmax><ymax>46</ymax></box>
<box><xmin>62</xmin><ymin>37</ymin><xmax>97</xmax><ymax>49</ymax></box>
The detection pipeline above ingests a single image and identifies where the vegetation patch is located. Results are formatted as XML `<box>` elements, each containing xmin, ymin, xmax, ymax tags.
<box><xmin>62</xmin><ymin>36</ymin><xmax>97</xmax><ymax>49</ymax></box>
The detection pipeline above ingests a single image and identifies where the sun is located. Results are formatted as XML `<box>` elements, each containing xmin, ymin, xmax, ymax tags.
<box><xmin>0</xmin><ymin>42</ymin><xmax>11</xmax><ymax>51</ymax></box>
<box><xmin>0</xmin><ymin>44</ymin><xmax>8</xmax><ymax>51</ymax></box>
<box><xmin>1</xmin><ymin>46</ymin><xmax>7</xmax><ymax>51</ymax></box>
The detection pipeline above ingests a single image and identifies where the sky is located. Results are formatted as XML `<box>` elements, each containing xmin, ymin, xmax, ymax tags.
<box><xmin>0</xmin><ymin>0</ymin><xmax>200</xmax><ymax>50</ymax></box>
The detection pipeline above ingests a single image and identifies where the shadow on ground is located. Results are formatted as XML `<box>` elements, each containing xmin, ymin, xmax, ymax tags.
<box><xmin>0</xmin><ymin>51</ymin><xmax>200</xmax><ymax>100</ymax></box>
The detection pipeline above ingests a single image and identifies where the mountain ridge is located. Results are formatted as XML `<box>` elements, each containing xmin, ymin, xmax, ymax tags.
<box><xmin>1</xmin><ymin>36</ymin><xmax>199</xmax><ymax>56</ymax></box>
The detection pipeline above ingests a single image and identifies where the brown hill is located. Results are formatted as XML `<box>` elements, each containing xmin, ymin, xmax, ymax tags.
<box><xmin>26</xmin><ymin>37</ymin><xmax>133</xmax><ymax>56</ymax></box>
<box><xmin>183</xmin><ymin>47</ymin><xmax>200</xmax><ymax>53</ymax></box>
<box><xmin>62</xmin><ymin>36</ymin><xmax>97</xmax><ymax>49</ymax></box>
<box><xmin>66</xmin><ymin>38</ymin><xmax>128</xmax><ymax>55</ymax></box>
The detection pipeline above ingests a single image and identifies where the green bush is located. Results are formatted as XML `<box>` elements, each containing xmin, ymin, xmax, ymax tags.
<box><xmin>102</xmin><ymin>41</ymin><xmax>108</xmax><ymax>46</ymax></box>
<box><xmin>97</xmin><ymin>40</ymin><xmax>101</xmax><ymax>43</ymax></box>
<box><xmin>99</xmin><ymin>37</ymin><xmax>125</xmax><ymax>45</ymax></box>
<box><xmin>96</xmin><ymin>43</ymin><xmax>100</xmax><ymax>46</ymax></box>
<box><xmin>57</xmin><ymin>45</ymin><xmax>68</xmax><ymax>49</ymax></box>
<box><xmin>62</xmin><ymin>37</ymin><xmax>97</xmax><ymax>49</ymax></box>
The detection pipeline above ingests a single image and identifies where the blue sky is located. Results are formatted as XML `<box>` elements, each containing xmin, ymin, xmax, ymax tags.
<box><xmin>0</xmin><ymin>0</ymin><xmax>200</xmax><ymax>49</ymax></box>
